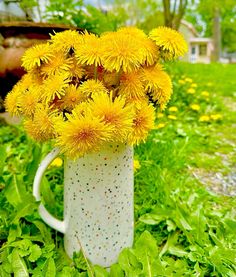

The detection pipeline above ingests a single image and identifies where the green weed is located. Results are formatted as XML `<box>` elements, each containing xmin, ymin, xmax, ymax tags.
<box><xmin>0</xmin><ymin>63</ymin><xmax>236</xmax><ymax>276</ymax></box>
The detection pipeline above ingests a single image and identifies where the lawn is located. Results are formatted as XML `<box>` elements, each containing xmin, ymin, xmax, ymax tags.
<box><xmin>0</xmin><ymin>63</ymin><xmax>236</xmax><ymax>276</ymax></box>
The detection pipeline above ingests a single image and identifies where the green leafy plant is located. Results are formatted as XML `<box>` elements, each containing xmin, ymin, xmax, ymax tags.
<box><xmin>1</xmin><ymin>63</ymin><xmax>236</xmax><ymax>276</ymax></box>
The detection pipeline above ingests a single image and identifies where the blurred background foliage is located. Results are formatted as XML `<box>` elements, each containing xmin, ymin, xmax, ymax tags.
<box><xmin>7</xmin><ymin>0</ymin><xmax>236</xmax><ymax>54</ymax></box>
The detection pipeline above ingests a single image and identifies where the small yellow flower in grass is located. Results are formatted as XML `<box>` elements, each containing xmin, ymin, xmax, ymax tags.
<box><xmin>168</xmin><ymin>115</ymin><xmax>177</xmax><ymax>120</ymax></box>
<box><xmin>201</xmin><ymin>91</ymin><xmax>210</xmax><ymax>97</ymax></box>
<box><xmin>185</xmin><ymin>78</ymin><xmax>193</xmax><ymax>83</ymax></box>
<box><xmin>168</xmin><ymin>106</ymin><xmax>178</xmax><ymax>112</ymax></box>
<box><xmin>187</xmin><ymin>88</ymin><xmax>196</xmax><ymax>94</ymax></box>
<box><xmin>55</xmin><ymin>113</ymin><xmax>113</xmax><ymax>158</ymax></box>
<box><xmin>149</xmin><ymin>27</ymin><xmax>188</xmax><ymax>59</ymax></box>
<box><xmin>207</xmin><ymin>82</ymin><xmax>213</xmax><ymax>87</ymax></box>
<box><xmin>22</xmin><ymin>43</ymin><xmax>53</xmax><ymax>71</ymax></box>
<box><xmin>157</xmin><ymin>112</ymin><xmax>164</xmax><ymax>118</ymax></box>
<box><xmin>191</xmin><ymin>83</ymin><xmax>197</xmax><ymax>88</ymax></box>
<box><xmin>190</xmin><ymin>104</ymin><xmax>200</xmax><ymax>111</ymax></box>
<box><xmin>155</xmin><ymin>123</ymin><xmax>166</xmax><ymax>129</ymax></box>
<box><xmin>134</xmin><ymin>159</ymin><xmax>141</xmax><ymax>172</ymax></box>
<box><xmin>210</xmin><ymin>114</ymin><xmax>222</xmax><ymax>121</ymax></box>
<box><xmin>199</xmin><ymin>115</ymin><xmax>210</xmax><ymax>122</ymax></box>
<box><xmin>128</xmin><ymin>103</ymin><xmax>155</xmax><ymax>145</ymax></box>
<box><xmin>178</xmin><ymin>79</ymin><xmax>185</xmax><ymax>85</ymax></box>
<box><xmin>50</xmin><ymin>157</ymin><xmax>63</xmax><ymax>168</ymax></box>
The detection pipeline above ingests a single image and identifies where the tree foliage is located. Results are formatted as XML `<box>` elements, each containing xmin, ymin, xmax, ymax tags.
<box><xmin>186</xmin><ymin>0</ymin><xmax>236</xmax><ymax>53</ymax></box>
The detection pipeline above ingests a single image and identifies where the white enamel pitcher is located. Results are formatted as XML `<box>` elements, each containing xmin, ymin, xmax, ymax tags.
<box><xmin>33</xmin><ymin>143</ymin><xmax>134</xmax><ymax>267</ymax></box>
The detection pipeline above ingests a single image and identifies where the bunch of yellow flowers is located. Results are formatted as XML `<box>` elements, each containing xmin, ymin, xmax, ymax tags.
<box><xmin>5</xmin><ymin>26</ymin><xmax>187</xmax><ymax>158</ymax></box>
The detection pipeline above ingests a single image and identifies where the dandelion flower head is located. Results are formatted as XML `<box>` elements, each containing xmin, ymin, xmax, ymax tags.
<box><xmin>149</xmin><ymin>27</ymin><xmax>188</xmax><ymax>59</ymax></box>
<box><xmin>6</xmin><ymin>26</ymin><xmax>187</xmax><ymax>158</ymax></box>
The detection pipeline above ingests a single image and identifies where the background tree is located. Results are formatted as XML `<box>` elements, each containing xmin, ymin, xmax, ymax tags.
<box><xmin>185</xmin><ymin>0</ymin><xmax>236</xmax><ymax>61</ymax></box>
<box><xmin>162</xmin><ymin>0</ymin><xmax>189</xmax><ymax>29</ymax></box>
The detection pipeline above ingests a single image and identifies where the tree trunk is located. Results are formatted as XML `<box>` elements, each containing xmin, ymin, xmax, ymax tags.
<box><xmin>212</xmin><ymin>6</ymin><xmax>221</xmax><ymax>62</ymax></box>
<box><xmin>162</xmin><ymin>0</ymin><xmax>188</xmax><ymax>30</ymax></box>
<box><xmin>163</xmin><ymin>0</ymin><xmax>173</xmax><ymax>28</ymax></box>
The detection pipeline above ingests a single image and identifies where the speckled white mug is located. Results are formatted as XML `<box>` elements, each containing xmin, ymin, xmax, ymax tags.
<box><xmin>33</xmin><ymin>143</ymin><xmax>134</xmax><ymax>267</ymax></box>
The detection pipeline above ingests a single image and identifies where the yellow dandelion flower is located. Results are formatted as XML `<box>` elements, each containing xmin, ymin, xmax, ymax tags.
<box><xmin>18</xmin><ymin>87</ymin><xmax>41</xmax><ymax>117</ymax></box>
<box><xmin>42</xmin><ymin>73</ymin><xmax>71</xmax><ymax>103</ymax></box>
<box><xmin>40</xmin><ymin>53</ymin><xmax>72</xmax><ymax>76</ymax></box>
<box><xmin>119</xmin><ymin>71</ymin><xmax>145</xmax><ymax>100</ymax></box>
<box><xmin>168</xmin><ymin>115</ymin><xmax>177</xmax><ymax>120</ymax></box>
<box><xmin>157</xmin><ymin>112</ymin><xmax>164</xmax><ymax>118</ymax></box>
<box><xmin>178</xmin><ymin>79</ymin><xmax>185</xmax><ymax>85</ymax></box>
<box><xmin>191</xmin><ymin>83</ymin><xmax>197</xmax><ymax>88</ymax></box>
<box><xmin>90</xmin><ymin>92</ymin><xmax>134</xmax><ymax>142</ymax></box>
<box><xmin>59</xmin><ymin>85</ymin><xmax>85</xmax><ymax>111</ymax></box>
<box><xmin>55</xmin><ymin>113</ymin><xmax>113</xmax><ymax>158</ymax></box>
<box><xmin>79</xmin><ymin>79</ymin><xmax>107</xmax><ymax>98</ymax></box>
<box><xmin>141</xmin><ymin>64</ymin><xmax>172</xmax><ymax>110</ymax></box>
<box><xmin>12</xmin><ymin>72</ymin><xmax>43</xmax><ymax>100</ymax></box>
<box><xmin>187</xmin><ymin>88</ymin><xmax>196</xmax><ymax>94</ymax></box>
<box><xmin>22</xmin><ymin>43</ymin><xmax>53</xmax><ymax>71</ymax></box>
<box><xmin>117</xmin><ymin>27</ymin><xmax>159</xmax><ymax>66</ymax></box>
<box><xmin>27</xmin><ymin>69</ymin><xmax>44</xmax><ymax>85</ymax></box>
<box><xmin>149</xmin><ymin>27</ymin><xmax>187</xmax><ymax>59</ymax></box>
<box><xmin>103</xmin><ymin>71</ymin><xmax>118</xmax><ymax>87</ymax></box>
<box><xmin>133</xmin><ymin>159</ymin><xmax>141</xmax><ymax>172</ymax></box>
<box><xmin>128</xmin><ymin>103</ymin><xmax>155</xmax><ymax>145</ymax></box>
<box><xmin>210</xmin><ymin>114</ymin><xmax>222</xmax><ymax>121</ymax></box>
<box><xmin>199</xmin><ymin>115</ymin><xmax>210</xmax><ymax>122</ymax></box>
<box><xmin>155</xmin><ymin>122</ymin><xmax>166</xmax><ymax>129</ymax></box>
<box><xmin>185</xmin><ymin>78</ymin><xmax>193</xmax><ymax>83</ymax></box>
<box><xmin>24</xmin><ymin>119</ymin><xmax>41</xmax><ymax>140</ymax></box>
<box><xmin>190</xmin><ymin>104</ymin><xmax>200</xmax><ymax>111</ymax></box>
<box><xmin>50</xmin><ymin>30</ymin><xmax>82</xmax><ymax>52</ymax></box>
<box><xmin>67</xmin><ymin>58</ymin><xmax>85</xmax><ymax>79</ymax></box>
<box><xmin>201</xmin><ymin>91</ymin><xmax>210</xmax><ymax>97</ymax></box>
<box><xmin>117</xmin><ymin>26</ymin><xmax>147</xmax><ymax>38</ymax></box>
<box><xmin>168</xmin><ymin>106</ymin><xmax>178</xmax><ymax>112</ymax></box>
<box><xmin>49</xmin><ymin>157</ymin><xmax>63</xmax><ymax>168</ymax></box>
<box><xmin>4</xmin><ymin>88</ymin><xmax>21</xmax><ymax>116</ymax></box>
<box><xmin>101</xmin><ymin>32</ymin><xmax>145</xmax><ymax>72</ymax></box>
<box><xmin>71</xmin><ymin>102</ymin><xmax>91</xmax><ymax>118</ymax></box>
<box><xmin>24</xmin><ymin>104</ymin><xmax>55</xmax><ymax>141</ymax></box>
<box><xmin>125</xmin><ymin>96</ymin><xmax>149</xmax><ymax>107</ymax></box>
<box><xmin>75</xmin><ymin>32</ymin><xmax>103</xmax><ymax>66</ymax></box>
<box><xmin>142</xmin><ymin>39</ymin><xmax>160</xmax><ymax>66</ymax></box>
<box><xmin>19</xmin><ymin>73</ymin><xmax>36</xmax><ymax>91</ymax></box>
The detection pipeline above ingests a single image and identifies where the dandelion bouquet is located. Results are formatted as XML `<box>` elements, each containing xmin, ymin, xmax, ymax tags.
<box><xmin>5</xmin><ymin>27</ymin><xmax>187</xmax><ymax>158</ymax></box>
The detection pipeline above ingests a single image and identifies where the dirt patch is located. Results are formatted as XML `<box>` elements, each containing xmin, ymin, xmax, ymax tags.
<box><xmin>191</xmin><ymin>167</ymin><xmax>236</xmax><ymax>196</ymax></box>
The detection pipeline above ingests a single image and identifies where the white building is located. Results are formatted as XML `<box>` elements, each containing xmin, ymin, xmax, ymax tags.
<box><xmin>180</xmin><ymin>20</ymin><xmax>214</xmax><ymax>64</ymax></box>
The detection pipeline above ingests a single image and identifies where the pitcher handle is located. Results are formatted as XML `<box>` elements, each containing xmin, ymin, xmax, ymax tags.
<box><xmin>33</xmin><ymin>147</ymin><xmax>65</xmax><ymax>234</ymax></box>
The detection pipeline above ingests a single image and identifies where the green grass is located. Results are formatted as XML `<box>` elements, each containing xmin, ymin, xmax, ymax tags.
<box><xmin>0</xmin><ymin>63</ymin><xmax>236</xmax><ymax>276</ymax></box>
